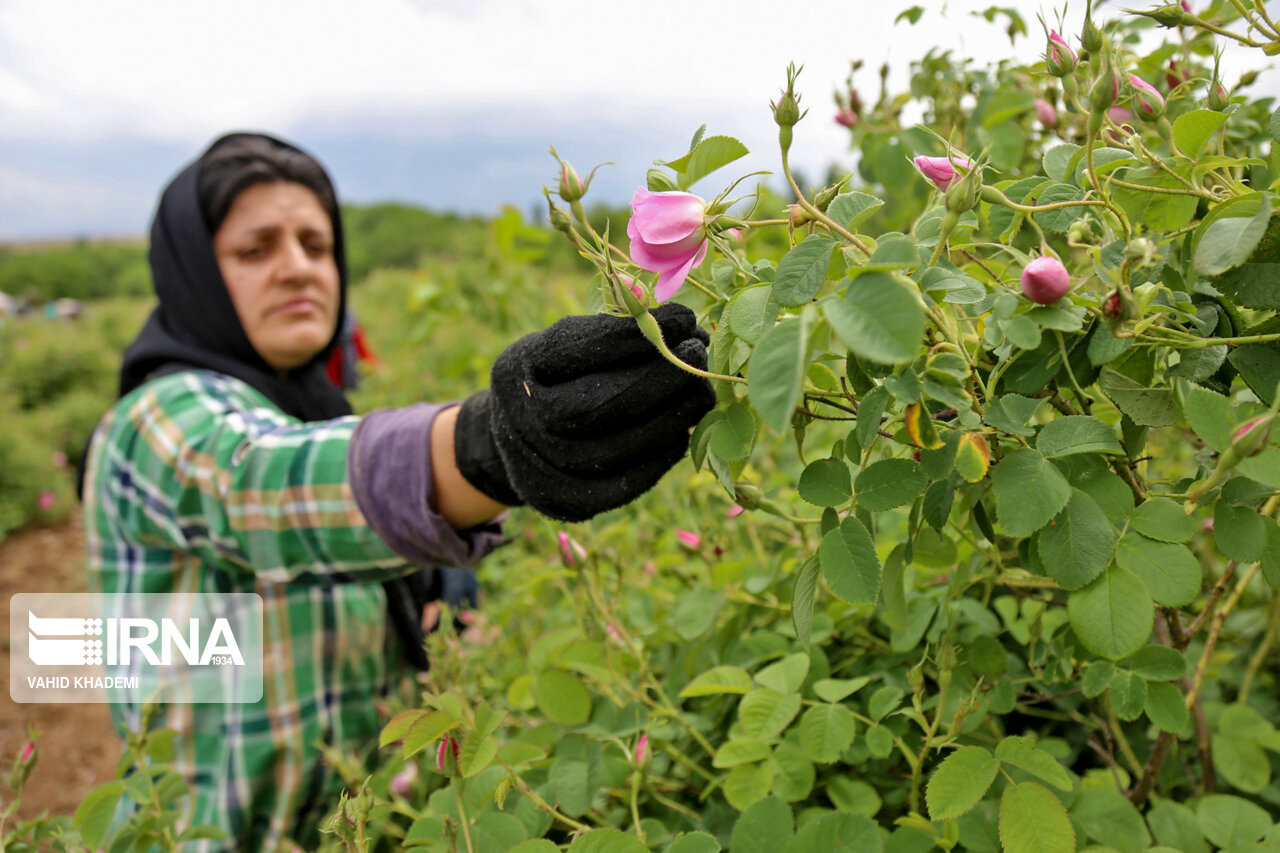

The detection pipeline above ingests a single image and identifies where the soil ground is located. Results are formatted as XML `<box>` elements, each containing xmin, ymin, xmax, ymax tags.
<box><xmin>0</xmin><ymin>515</ymin><xmax>123</xmax><ymax>820</ymax></box>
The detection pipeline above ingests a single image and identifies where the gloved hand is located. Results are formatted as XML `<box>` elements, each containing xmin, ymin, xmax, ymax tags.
<box><xmin>454</xmin><ymin>303</ymin><xmax>716</xmax><ymax>522</ymax></box>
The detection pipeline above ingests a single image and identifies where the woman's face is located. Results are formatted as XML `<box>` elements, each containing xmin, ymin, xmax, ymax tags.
<box><xmin>212</xmin><ymin>181</ymin><xmax>340</xmax><ymax>372</ymax></box>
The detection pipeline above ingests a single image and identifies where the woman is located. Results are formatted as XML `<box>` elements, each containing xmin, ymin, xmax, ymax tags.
<box><xmin>82</xmin><ymin>132</ymin><xmax>714</xmax><ymax>850</ymax></box>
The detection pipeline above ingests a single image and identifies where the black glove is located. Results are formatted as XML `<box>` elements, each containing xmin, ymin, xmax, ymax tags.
<box><xmin>384</xmin><ymin>567</ymin><xmax>481</xmax><ymax>672</ymax></box>
<box><xmin>454</xmin><ymin>303</ymin><xmax>716</xmax><ymax>522</ymax></box>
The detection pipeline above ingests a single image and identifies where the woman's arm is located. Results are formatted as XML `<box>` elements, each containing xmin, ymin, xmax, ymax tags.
<box><xmin>429</xmin><ymin>405</ymin><xmax>508</xmax><ymax>530</ymax></box>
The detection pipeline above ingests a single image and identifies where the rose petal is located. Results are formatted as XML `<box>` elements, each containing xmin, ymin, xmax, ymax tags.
<box><xmin>631</xmin><ymin>190</ymin><xmax>706</xmax><ymax>244</ymax></box>
<box><xmin>653</xmin><ymin>241</ymin><xmax>707</xmax><ymax>302</ymax></box>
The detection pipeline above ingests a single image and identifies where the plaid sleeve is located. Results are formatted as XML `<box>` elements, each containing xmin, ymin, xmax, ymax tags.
<box><xmin>92</xmin><ymin>370</ymin><xmax>448</xmax><ymax>585</ymax></box>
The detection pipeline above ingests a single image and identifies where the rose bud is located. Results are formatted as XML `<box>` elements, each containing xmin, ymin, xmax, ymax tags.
<box><xmin>1232</xmin><ymin>415</ymin><xmax>1274</xmax><ymax>457</ymax></box>
<box><xmin>390</xmin><ymin>763</ymin><xmax>418</xmax><ymax>797</ymax></box>
<box><xmin>913</xmin><ymin>155</ymin><xmax>973</xmax><ymax>192</ymax></box>
<box><xmin>1046</xmin><ymin>31</ymin><xmax>1077</xmax><ymax>77</ymax></box>
<box><xmin>1021</xmin><ymin>257</ymin><xmax>1071</xmax><ymax>304</ymax></box>
<box><xmin>1035</xmin><ymin>98</ymin><xmax>1058</xmax><ymax>128</ymax></box>
<box><xmin>835</xmin><ymin>108</ymin><xmax>859</xmax><ymax>128</ymax></box>
<box><xmin>1129</xmin><ymin>75</ymin><xmax>1166</xmax><ymax>120</ymax></box>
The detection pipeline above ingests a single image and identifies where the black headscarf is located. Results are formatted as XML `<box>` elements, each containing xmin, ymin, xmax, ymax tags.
<box><xmin>118</xmin><ymin>131</ymin><xmax>352</xmax><ymax>420</ymax></box>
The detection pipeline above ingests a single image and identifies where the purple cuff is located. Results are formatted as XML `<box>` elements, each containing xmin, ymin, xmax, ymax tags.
<box><xmin>349</xmin><ymin>403</ymin><xmax>505</xmax><ymax>566</ymax></box>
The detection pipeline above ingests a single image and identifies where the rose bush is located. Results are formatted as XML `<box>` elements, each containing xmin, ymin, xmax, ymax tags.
<box><xmin>10</xmin><ymin>2</ymin><xmax>1280</xmax><ymax>852</ymax></box>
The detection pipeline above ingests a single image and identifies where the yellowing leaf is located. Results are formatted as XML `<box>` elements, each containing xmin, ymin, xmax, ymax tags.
<box><xmin>905</xmin><ymin>403</ymin><xmax>944</xmax><ymax>449</ymax></box>
<box><xmin>955</xmin><ymin>432</ymin><xmax>991</xmax><ymax>482</ymax></box>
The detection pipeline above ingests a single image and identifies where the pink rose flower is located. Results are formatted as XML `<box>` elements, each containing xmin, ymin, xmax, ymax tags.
<box><xmin>390</xmin><ymin>762</ymin><xmax>418</xmax><ymax>796</ymax></box>
<box><xmin>1034</xmin><ymin>98</ymin><xmax>1058</xmax><ymax>128</ymax></box>
<box><xmin>1021</xmin><ymin>257</ymin><xmax>1072</xmax><ymax>304</ymax></box>
<box><xmin>635</xmin><ymin>734</ymin><xmax>649</xmax><ymax>765</ymax></box>
<box><xmin>627</xmin><ymin>188</ymin><xmax>708</xmax><ymax>302</ymax></box>
<box><xmin>913</xmin><ymin>155</ymin><xmax>973</xmax><ymax>192</ymax></box>
<box><xmin>726</xmin><ymin>504</ymin><xmax>745</xmax><ymax>519</ymax></box>
<box><xmin>38</xmin><ymin>491</ymin><xmax>55</xmax><ymax>512</ymax></box>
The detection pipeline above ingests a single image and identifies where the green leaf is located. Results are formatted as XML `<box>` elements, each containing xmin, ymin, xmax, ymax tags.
<box><xmin>1068</xmin><ymin>565</ymin><xmax>1154</xmax><ymax>660</ymax></box>
<box><xmin>458</xmin><ymin>734</ymin><xmax>499</xmax><ymax>778</ymax></box>
<box><xmin>920</xmin><ymin>266</ymin><xmax>987</xmax><ymax>305</ymax></box>
<box><xmin>1071</xmin><ymin>788</ymin><xmax>1151</xmax><ymax>852</ymax></box>
<box><xmin>992</xmin><ymin>449</ymin><xmax>1072</xmax><ymax>536</ymax></box>
<box><xmin>865</xmin><ymin>724</ymin><xmax>894</xmax><ymax>758</ymax></box>
<box><xmin>784</xmin><ymin>813</ymin><xmax>882</xmax><ymax>853</ymax></box>
<box><xmin>1113</xmin><ymin>167</ymin><xmax>1198</xmax><ymax>231</ymax></box>
<box><xmin>381</xmin><ymin>709</ymin><xmax>427</xmax><ymax>747</ymax></box>
<box><xmin>895</xmin><ymin>5</ymin><xmax>925</xmax><ymax>24</ymax></box>
<box><xmin>1149</xmin><ymin>800</ymin><xmax>1211</xmax><ymax>853</ymax></box>
<box><xmin>1121</xmin><ymin>645</ymin><xmax>1188</xmax><ymax>680</ymax></box>
<box><xmin>827</xmin><ymin>192</ymin><xmax>885</xmax><ymax>229</ymax></box>
<box><xmin>533</xmin><ymin>670</ymin><xmax>592</xmax><ymax>727</ymax></box>
<box><xmin>748</xmin><ymin>316</ymin><xmax>810</xmax><ymax>433</ymax></box>
<box><xmin>998</xmin><ymin>315</ymin><xmax>1041</xmax><ymax>350</ymax></box>
<box><xmin>1130</xmin><ymin>498</ymin><xmax>1198</xmax><ymax>542</ymax></box>
<box><xmin>710</xmin><ymin>401</ymin><xmax>756</xmax><ymax>461</ymax></box>
<box><xmin>669</xmin><ymin>832</ymin><xmax>723</xmax><ymax>853</ymax></box>
<box><xmin>1098</xmin><ymin>368</ymin><xmax>1177</xmax><ymax>427</ymax></box>
<box><xmin>679</xmin><ymin>665</ymin><xmax>754</xmax><ymax>698</ymax></box>
<box><xmin>1036</xmin><ymin>416</ymin><xmax>1124</xmax><ymax>457</ymax></box>
<box><xmin>855</xmin><ymin>385</ymin><xmax>891</xmax><ymax>451</ymax></box>
<box><xmin>984</xmin><ymin>393</ymin><xmax>1041</xmax><ymax>436</ymax></box>
<box><xmin>1214</xmin><ymin>501</ymin><xmax>1268</xmax><ymax>562</ymax></box>
<box><xmin>1173</xmin><ymin>109</ymin><xmax>1231</xmax><ymax>157</ymax></box>
<box><xmin>824</xmin><ymin>272</ymin><xmax>925</xmax><ymax>364</ymax></box>
<box><xmin>1032</xmin><ymin>183</ymin><xmax>1086</xmax><ymax>232</ymax></box>
<box><xmin>863</xmin><ymin>233</ymin><xmax>920</xmax><ymax>272</ymax></box>
<box><xmin>73</xmin><ymin>781</ymin><xmax>127</xmax><ymax>850</ymax></box>
<box><xmin>999</xmin><ymin>782</ymin><xmax>1075</xmax><ymax>853</ymax></box>
<box><xmin>799</xmin><ymin>704</ymin><xmax>858</xmax><ymax>764</ymax></box>
<box><xmin>679</xmin><ymin>135</ymin><xmax>749</xmax><ymax>188</ymax></box>
<box><xmin>855</xmin><ymin>458</ymin><xmax>926</xmax><ymax>511</ymax></box>
<box><xmin>994</xmin><ymin>736</ymin><xmax>1073</xmax><ymax>791</ymax></box>
<box><xmin>820</xmin><ymin>516</ymin><xmax>881</xmax><ymax>604</ymax></box>
<box><xmin>813</xmin><ymin>677</ymin><xmax>872</xmax><ymax>703</ymax></box>
<box><xmin>1114</xmin><ymin>533</ymin><xmax>1201</xmax><ymax>608</ymax></box>
<box><xmin>552</xmin><ymin>757</ymin><xmax>601</xmax><ymax>818</ymax></box>
<box><xmin>1145</xmin><ymin>681</ymin><xmax>1190</xmax><ymax>733</ymax></box>
<box><xmin>1043</xmin><ymin>144</ymin><xmax>1081</xmax><ymax>183</ymax></box>
<box><xmin>792</xmin><ymin>554</ymin><xmax>819</xmax><ymax>645</ymax></box>
<box><xmin>714</xmin><ymin>739</ymin><xmax>773</xmax><ymax>768</ymax></box>
<box><xmin>1076</xmin><ymin>469</ymin><xmax>1135</xmax><ymax>525</ymax></box>
<box><xmin>1196</xmin><ymin>794</ymin><xmax>1272</xmax><ymax>849</ymax></box>
<box><xmin>728</xmin><ymin>285</ymin><xmax>779</xmax><ymax>344</ymax></box>
<box><xmin>1182</xmin><ymin>385</ymin><xmax>1235</xmax><ymax>451</ymax></box>
<box><xmin>755</xmin><ymin>653</ymin><xmax>810</xmax><ymax>694</ymax></box>
<box><xmin>673</xmin><ymin>589</ymin><xmax>723</xmax><ymax>641</ymax></box>
<box><xmin>729</xmin><ymin>796</ymin><xmax>793</xmax><ymax>853</ymax></box>
<box><xmin>1228</xmin><ymin>344</ymin><xmax>1280</xmax><ymax>405</ymax></box>
<box><xmin>510</xmin><ymin>842</ymin><xmax>561</xmax><ymax>853</ymax></box>
<box><xmin>798</xmin><ymin>457</ymin><xmax>853</xmax><ymax>507</ymax></box>
<box><xmin>1194</xmin><ymin>193</ymin><xmax>1272</xmax><ymax>277</ymax></box>
<box><xmin>773</xmin><ymin>236</ymin><xmax>837</xmax><ymax>306</ymax></box>
<box><xmin>1109</xmin><ymin>669</ymin><xmax>1148</xmax><ymax>721</ymax></box>
<box><xmin>1038</xmin><ymin>488</ymin><xmax>1115</xmax><ymax>590</ymax></box>
<box><xmin>1217</xmin><ymin>263</ymin><xmax>1280</xmax><ymax>309</ymax></box>
<box><xmin>724</xmin><ymin>763</ymin><xmax>775</xmax><ymax>812</ymax></box>
<box><xmin>568</xmin><ymin>828</ymin><xmax>651</xmax><ymax>853</ymax></box>
<box><xmin>1263</xmin><ymin>519</ymin><xmax>1280</xmax><ymax>587</ymax></box>
<box><xmin>1082</xmin><ymin>660</ymin><xmax>1117</xmax><ymax>698</ymax></box>
<box><xmin>926</xmin><ymin>746</ymin><xmax>1000</xmax><ymax>820</ymax></box>
<box><xmin>403</xmin><ymin>712</ymin><xmax>460</xmax><ymax>759</ymax></box>
<box><xmin>1213</xmin><ymin>732</ymin><xmax>1273</xmax><ymax>794</ymax></box>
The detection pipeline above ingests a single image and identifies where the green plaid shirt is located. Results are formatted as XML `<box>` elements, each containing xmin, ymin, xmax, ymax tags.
<box><xmin>83</xmin><ymin>370</ymin><xmax>491</xmax><ymax>851</ymax></box>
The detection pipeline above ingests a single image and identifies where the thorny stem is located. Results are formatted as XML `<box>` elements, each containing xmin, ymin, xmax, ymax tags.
<box><xmin>1085</xmin><ymin>133</ymin><xmax>1133</xmax><ymax>241</ymax></box>
<box><xmin>779</xmin><ymin>147</ymin><xmax>872</xmax><ymax>255</ymax></box>
<box><xmin>453</xmin><ymin>782</ymin><xmax>475</xmax><ymax>853</ymax></box>
<box><xmin>1239</xmin><ymin>594</ymin><xmax>1280</xmax><ymax>702</ymax></box>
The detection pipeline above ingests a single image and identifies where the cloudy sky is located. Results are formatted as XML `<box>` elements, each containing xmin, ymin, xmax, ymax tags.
<box><xmin>0</xmin><ymin>0</ymin><xmax>1274</xmax><ymax>240</ymax></box>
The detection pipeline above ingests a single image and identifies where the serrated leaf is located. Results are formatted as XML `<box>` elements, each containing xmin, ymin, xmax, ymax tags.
<box><xmin>926</xmin><ymin>747</ymin><xmax>999</xmax><ymax>821</ymax></box>
<box><xmin>1194</xmin><ymin>193</ymin><xmax>1272</xmax><ymax>277</ymax></box>
<box><xmin>714</xmin><ymin>739</ymin><xmax>773</xmax><ymax>768</ymax></box>
<box><xmin>773</xmin><ymin>236</ymin><xmax>837</xmax><ymax>306</ymax></box>
<box><xmin>1146</xmin><ymin>681</ymin><xmax>1191</xmax><ymax>733</ymax></box>
<box><xmin>1068</xmin><ymin>565</ymin><xmax>1154</xmax><ymax>660</ymax></box>
<box><xmin>813</xmin><ymin>677</ymin><xmax>872</xmax><ymax>703</ymax></box>
<box><xmin>73</xmin><ymin>781</ymin><xmax>126</xmax><ymax>850</ymax></box>
<box><xmin>956</xmin><ymin>433</ymin><xmax>991</xmax><ymax>483</ymax></box>
<box><xmin>1099</xmin><ymin>368</ymin><xmax>1177</xmax><ymax>427</ymax></box>
<box><xmin>381</xmin><ymin>709</ymin><xmax>427</xmax><ymax>747</ymax></box>
<box><xmin>992</xmin><ymin>449</ymin><xmax>1072</xmax><ymax>536</ymax></box>
<box><xmin>1228</xmin><ymin>343</ymin><xmax>1280</xmax><ymax>405</ymax></box>
<box><xmin>824</xmin><ymin>272</ymin><xmax>925</xmax><ymax>364</ymax></box>
<box><xmin>798</xmin><ymin>457</ymin><xmax>853</xmax><ymax>507</ymax></box>
<box><xmin>999</xmin><ymin>782</ymin><xmax>1075</xmax><ymax>853</ymax></box>
<box><xmin>403</xmin><ymin>712</ymin><xmax>460</xmax><ymax>759</ymax></box>
<box><xmin>458</xmin><ymin>734</ymin><xmax>499</xmax><ymax>778</ymax></box>
<box><xmin>1121</xmin><ymin>645</ymin><xmax>1188</xmax><ymax>680</ymax></box>
<box><xmin>728</xmin><ymin>285</ymin><xmax>779</xmax><ymax>344</ymax></box>
<box><xmin>1182</xmin><ymin>385</ymin><xmax>1235</xmax><ymax>452</ymax></box>
<box><xmin>1109</xmin><ymin>670</ymin><xmax>1148</xmax><ymax>721</ymax></box>
<box><xmin>724</xmin><ymin>763</ymin><xmax>775</xmax><ymax>812</ymax></box>
<box><xmin>729</xmin><ymin>796</ymin><xmax>793</xmax><ymax>853</ymax></box>
<box><xmin>799</xmin><ymin>704</ymin><xmax>858</xmax><ymax>764</ymax></box>
<box><xmin>1197</xmin><ymin>794</ymin><xmax>1271</xmax><ymax>849</ymax></box>
<box><xmin>1173</xmin><ymin>109</ymin><xmax>1230</xmax><ymax>157</ymax></box>
<box><xmin>669</xmin><ymin>832</ymin><xmax>723</xmax><ymax>853</ymax></box>
<box><xmin>1213</xmin><ymin>501</ymin><xmax>1267</xmax><ymax>562</ymax></box>
<box><xmin>680</xmin><ymin>665</ymin><xmax>754</xmax><ymax>698</ymax></box>
<box><xmin>827</xmin><ymin>192</ymin><xmax>885</xmax><ymax>229</ymax></box>
<box><xmin>1036</xmin><ymin>416</ymin><xmax>1124</xmax><ymax>457</ymax></box>
<box><xmin>748</xmin><ymin>316</ymin><xmax>810</xmax><ymax>433</ymax></box>
<box><xmin>995</xmin><ymin>736</ymin><xmax>1073</xmax><ymax>791</ymax></box>
<box><xmin>1038</xmin><ymin>488</ymin><xmax>1115</xmax><ymax>590</ymax></box>
<box><xmin>855</xmin><ymin>458</ymin><xmax>927</xmax><ymax>511</ymax></box>
<box><xmin>533</xmin><ymin>670</ymin><xmax>592</xmax><ymax>727</ymax></box>
<box><xmin>792</xmin><ymin>554</ymin><xmax>819</xmax><ymax>645</ymax></box>
<box><xmin>1130</xmin><ymin>498</ymin><xmax>1198</xmax><ymax>542</ymax></box>
<box><xmin>820</xmin><ymin>516</ymin><xmax>882</xmax><ymax>604</ymax></box>
<box><xmin>709</xmin><ymin>401</ymin><xmax>756</xmax><ymax>461</ymax></box>
<box><xmin>568</xmin><ymin>828</ymin><xmax>651</xmax><ymax>853</ymax></box>
<box><xmin>1082</xmin><ymin>661</ymin><xmax>1117</xmax><ymax>698</ymax></box>
<box><xmin>1115</xmin><ymin>533</ymin><xmax>1201</xmax><ymax>608</ymax></box>
<box><xmin>755</xmin><ymin>653</ymin><xmax>810</xmax><ymax>694</ymax></box>
<box><xmin>682</xmin><ymin>135</ymin><xmax>749</xmax><ymax>188</ymax></box>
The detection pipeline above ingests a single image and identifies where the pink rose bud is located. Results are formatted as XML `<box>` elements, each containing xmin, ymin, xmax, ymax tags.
<box><xmin>1021</xmin><ymin>257</ymin><xmax>1072</xmax><ymax>304</ymax></box>
<box><xmin>1035</xmin><ymin>98</ymin><xmax>1058</xmax><ymax>128</ymax></box>
<box><xmin>606</xmin><ymin>624</ymin><xmax>621</xmax><ymax>640</ymax></box>
<box><xmin>676</xmin><ymin>530</ymin><xmax>701</xmax><ymax>549</ymax></box>
<box><xmin>52</xmin><ymin>451</ymin><xmax>67</xmax><ymax>468</ymax></box>
<box><xmin>1232</xmin><ymin>416</ymin><xmax>1273</xmax><ymax>456</ymax></box>
<box><xmin>635</xmin><ymin>734</ymin><xmax>649</xmax><ymax>766</ymax></box>
<box><xmin>557</xmin><ymin>531</ymin><xmax>587</xmax><ymax>567</ymax></box>
<box><xmin>1129</xmin><ymin>75</ymin><xmax>1166</xmax><ymax>119</ymax></box>
<box><xmin>627</xmin><ymin>188</ymin><xmax>708</xmax><ymax>302</ymax></box>
<box><xmin>1106</xmin><ymin>106</ymin><xmax>1135</xmax><ymax>125</ymax></box>
<box><xmin>642</xmin><ymin>561</ymin><xmax>657</xmax><ymax>575</ymax></box>
<box><xmin>913</xmin><ymin>156</ymin><xmax>960</xmax><ymax>192</ymax></box>
<box><xmin>558</xmin><ymin>162</ymin><xmax>587</xmax><ymax>202</ymax></box>
<box><xmin>1165</xmin><ymin>60</ymin><xmax>1189</xmax><ymax>90</ymax></box>
<box><xmin>38</xmin><ymin>491</ymin><xmax>55</xmax><ymax>512</ymax></box>
<box><xmin>1046</xmin><ymin>31</ymin><xmax>1077</xmax><ymax>76</ymax></box>
<box><xmin>1202</xmin><ymin>518</ymin><xmax>1215</xmax><ymax>532</ymax></box>
<box><xmin>21</xmin><ymin>741</ymin><xmax>35</xmax><ymax>763</ymax></box>
<box><xmin>725</xmin><ymin>228</ymin><xmax>744</xmax><ymax>243</ymax></box>
<box><xmin>726</xmin><ymin>504</ymin><xmax>745</xmax><ymax>519</ymax></box>
<box><xmin>390</xmin><ymin>762</ymin><xmax>418</xmax><ymax>796</ymax></box>
<box><xmin>835</xmin><ymin>108</ymin><xmax>859</xmax><ymax>128</ymax></box>
<box><xmin>1102</xmin><ymin>292</ymin><xmax>1123</xmax><ymax>319</ymax></box>
<box><xmin>1181</xmin><ymin>0</ymin><xmax>1191</xmax><ymax>11</ymax></box>
<box><xmin>437</xmin><ymin>735</ymin><xmax>459</xmax><ymax>772</ymax></box>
